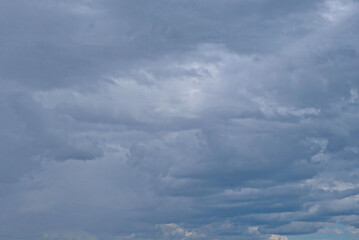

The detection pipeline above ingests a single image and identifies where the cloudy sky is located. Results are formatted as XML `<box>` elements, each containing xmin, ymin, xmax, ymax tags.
<box><xmin>1</xmin><ymin>0</ymin><xmax>359</xmax><ymax>239</ymax></box>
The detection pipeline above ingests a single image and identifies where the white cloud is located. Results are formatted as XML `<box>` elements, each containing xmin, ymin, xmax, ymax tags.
<box><xmin>321</xmin><ymin>0</ymin><xmax>358</xmax><ymax>23</ymax></box>
<box><xmin>347</xmin><ymin>226</ymin><xmax>359</xmax><ymax>235</ymax></box>
<box><xmin>248</xmin><ymin>226</ymin><xmax>259</xmax><ymax>234</ymax></box>
<box><xmin>268</xmin><ymin>234</ymin><xmax>288</xmax><ymax>240</ymax></box>
<box><xmin>159</xmin><ymin>223</ymin><xmax>196</xmax><ymax>239</ymax></box>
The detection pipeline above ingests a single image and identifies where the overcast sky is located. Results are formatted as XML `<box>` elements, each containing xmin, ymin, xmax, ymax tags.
<box><xmin>1</xmin><ymin>0</ymin><xmax>359</xmax><ymax>240</ymax></box>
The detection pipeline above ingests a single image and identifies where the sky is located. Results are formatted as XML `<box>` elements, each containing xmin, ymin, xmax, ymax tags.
<box><xmin>1</xmin><ymin>0</ymin><xmax>359</xmax><ymax>239</ymax></box>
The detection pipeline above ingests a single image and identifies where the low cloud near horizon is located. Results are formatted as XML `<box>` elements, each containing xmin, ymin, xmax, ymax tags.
<box><xmin>1</xmin><ymin>0</ymin><xmax>359</xmax><ymax>239</ymax></box>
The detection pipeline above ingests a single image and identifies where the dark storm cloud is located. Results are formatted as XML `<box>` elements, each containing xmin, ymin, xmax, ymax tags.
<box><xmin>1</xmin><ymin>0</ymin><xmax>359</xmax><ymax>240</ymax></box>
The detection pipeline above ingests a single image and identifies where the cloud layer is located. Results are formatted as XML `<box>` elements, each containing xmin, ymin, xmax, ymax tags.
<box><xmin>1</xmin><ymin>0</ymin><xmax>359</xmax><ymax>239</ymax></box>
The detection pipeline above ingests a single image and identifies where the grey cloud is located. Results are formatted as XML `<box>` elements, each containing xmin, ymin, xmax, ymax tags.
<box><xmin>1</xmin><ymin>0</ymin><xmax>359</xmax><ymax>240</ymax></box>
<box><xmin>0</xmin><ymin>89</ymin><xmax>102</xmax><ymax>183</ymax></box>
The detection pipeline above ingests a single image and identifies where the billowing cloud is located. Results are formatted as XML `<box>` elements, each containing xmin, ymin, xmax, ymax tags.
<box><xmin>1</xmin><ymin>0</ymin><xmax>359</xmax><ymax>239</ymax></box>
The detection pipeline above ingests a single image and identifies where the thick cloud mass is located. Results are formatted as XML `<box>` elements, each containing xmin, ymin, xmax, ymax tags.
<box><xmin>1</xmin><ymin>0</ymin><xmax>359</xmax><ymax>239</ymax></box>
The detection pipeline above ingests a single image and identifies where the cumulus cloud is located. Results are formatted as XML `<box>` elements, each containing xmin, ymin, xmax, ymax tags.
<box><xmin>1</xmin><ymin>0</ymin><xmax>359</xmax><ymax>239</ymax></box>
<box><xmin>268</xmin><ymin>235</ymin><xmax>288</xmax><ymax>240</ymax></box>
